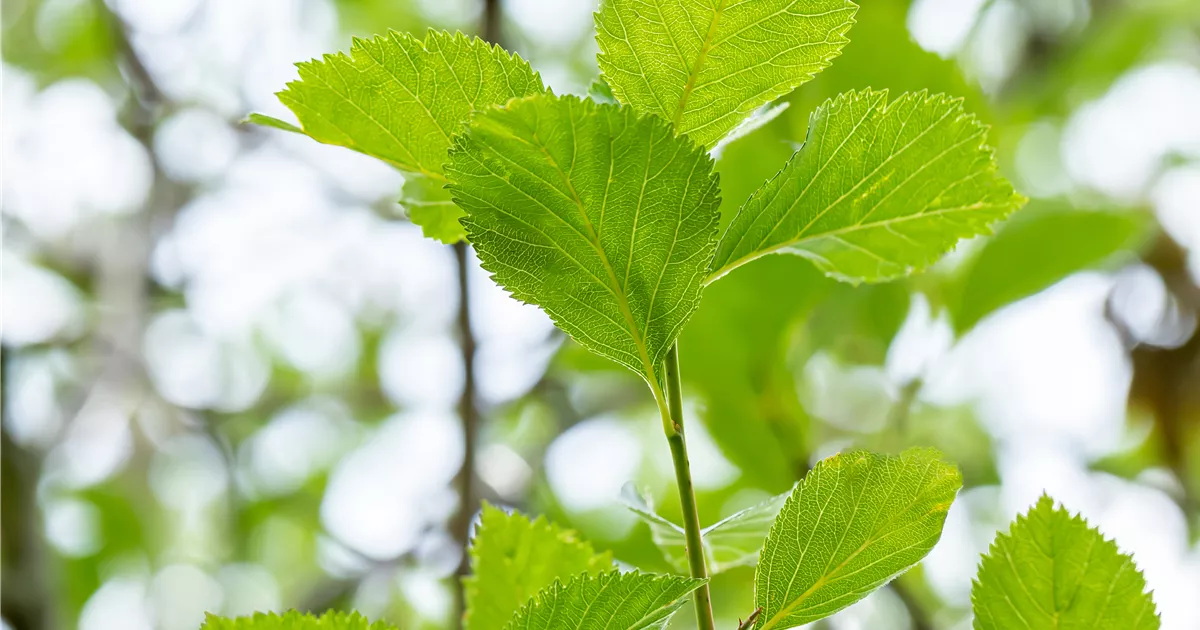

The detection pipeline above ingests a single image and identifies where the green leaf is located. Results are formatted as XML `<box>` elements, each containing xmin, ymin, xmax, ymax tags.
<box><xmin>709</xmin><ymin>90</ymin><xmax>1026</xmax><ymax>285</ymax></box>
<box><xmin>950</xmin><ymin>204</ymin><xmax>1149</xmax><ymax>333</ymax></box>
<box><xmin>401</xmin><ymin>173</ymin><xmax>466</xmax><ymax>243</ymax></box>
<box><xmin>754</xmin><ymin>448</ymin><xmax>962</xmax><ymax>629</ymax></box>
<box><xmin>465</xmin><ymin>503</ymin><xmax>614</xmax><ymax>630</ymax></box>
<box><xmin>503</xmin><ymin>570</ymin><xmax>706</xmax><ymax>630</ymax></box>
<box><xmin>251</xmin><ymin>29</ymin><xmax>545</xmax><ymax>243</ymax></box>
<box><xmin>623</xmin><ymin>484</ymin><xmax>788</xmax><ymax>575</ymax></box>
<box><xmin>972</xmin><ymin>495</ymin><xmax>1160</xmax><ymax>630</ymax></box>
<box><xmin>595</xmin><ymin>0</ymin><xmax>857</xmax><ymax>149</ymax></box>
<box><xmin>201</xmin><ymin>611</ymin><xmax>397</xmax><ymax>630</ymax></box>
<box><xmin>588</xmin><ymin>78</ymin><xmax>617</xmax><ymax>105</ymax></box>
<box><xmin>446</xmin><ymin>94</ymin><xmax>721</xmax><ymax>394</ymax></box>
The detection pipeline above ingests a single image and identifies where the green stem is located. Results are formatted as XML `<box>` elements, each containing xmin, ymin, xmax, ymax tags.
<box><xmin>662</xmin><ymin>343</ymin><xmax>716</xmax><ymax>630</ymax></box>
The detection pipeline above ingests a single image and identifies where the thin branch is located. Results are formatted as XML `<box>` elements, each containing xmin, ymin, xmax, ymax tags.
<box><xmin>736</xmin><ymin>607</ymin><xmax>764</xmax><ymax>630</ymax></box>
<box><xmin>482</xmin><ymin>0</ymin><xmax>502</xmax><ymax>45</ymax></box>
<box><xmin>1108</xmin><ymin>234</ymin><xmax>1200</xmax><ymax>533</ymax></box>
<box><xmin>881</xmin><ymin>378</ymin><xmax>935</xmax><ymax>630</ymax></box>
<box><xmin>887</xmin><ymin>378</ymin><xmax>924</xmax><ymax>437</ymax></box>
<box><xmin>450</xmin><ymin>239</ymin><xmax>481</xmax><ymax>584</ymax></box>
<box><xmin>1</xmin><ymin>352</ymin><xmax>56</xmax><ymax>630</ymax></box>
<box><xmin>890</xmin><ymin>580</ymin><xmax>934</xmax><ymax>630</ymax></box>
<box><xmin>449</xmin><ymin>2</ymin><xmax>503</xmax><ymax>624</ymax></box>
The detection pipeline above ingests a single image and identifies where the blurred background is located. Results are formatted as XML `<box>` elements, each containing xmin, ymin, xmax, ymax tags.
<box><xmin>3</xmin><ymin>0</ymin><xmax>1200</xmax><ymax>628</ymax></box>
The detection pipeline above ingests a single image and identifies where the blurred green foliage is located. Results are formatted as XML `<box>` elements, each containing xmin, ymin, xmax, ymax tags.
<box><xmin>3</xmin><ymin>0</ymin><xmax>1199</xmax><ymax>628</ymax></box>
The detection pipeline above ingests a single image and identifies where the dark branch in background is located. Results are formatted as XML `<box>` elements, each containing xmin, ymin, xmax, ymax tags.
<box><xmin>2</xmin><ymin>7</ymin><xmax>184</xmax><ymax>629</ymax></box>
<box><xmin>736</xmin><ymin>607</ymin><xmax>763</xmax><ymax>630</ymax></box>
<box><xmin>1000</xmin><ymin>0</ymin><xmax>1200</xmax><ymax>537</ymax></box>
<box><xmin>879</xmin><ymin>377</ymin><xmax>934</xmax><ymax>630</ymax></box>
<box><xmin>482</xmin><ymin>0</ymin><xmax>502</xmax><ymax>51</ymax></box>
<box><xmin>98</xmin><ymin>2</ymin><xmax>179</xmax><ymax>384</ymax></box>
<box><xmin>449</xmin><ymin>239</ymin><xmax>481</xmax><ymax>578</ymax></box>
<box><xmin>449</xmin><ymin>0</ymin><xmax>503</xmax><ymax>623</ymax></box>
<box><xmin>102</xmin><ymin>0</ymin><xmax>258</xmax><ymax>614</ymax></box>
<box><xmin>890</xmin><ymin>578</ymin><xmax>934</xmax><ymax>630</ymax></box>
<box><xmin>1</xmin><ymin>354</ymin><xmax>56</xmax><ymax>630</ymax></box>
<box><xmin>1107</xmin><ymin>234</ymin><xmax>1200</xmax><ymax>530</ymax></box>
<box><xmin>887</xmin><ymin>379</ymin><xmax>923</xmax><ymax>437</ymax></box>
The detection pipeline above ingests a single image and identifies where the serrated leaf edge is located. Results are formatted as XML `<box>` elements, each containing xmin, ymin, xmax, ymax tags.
<box><xmin>707</xmin><ymin>88</ymin><xmax>1027</xmax><ymax>285</ymax></box>
<box><xmin>260</xmin><ymin>28</ymin><xmax>545</xmax><ymax>182</ymax></box>
<box><xmin>445</xmin><ymin>92</ymin><xmax>720</xmax><ymax>402</ymax></box>
<box><xmin>502</xmin><ymin>570</ymin><xmax>708</xmax><ymax>630</ymax></box>
<box><xmin>970</xmin><ymin>494</ymin><xmax>1161</xmax><ymax>629</ymax></box>
<box><xmin>593</xmin><ymin>0</ymin><xmax>860</xmax><ymax>148</ymax></box>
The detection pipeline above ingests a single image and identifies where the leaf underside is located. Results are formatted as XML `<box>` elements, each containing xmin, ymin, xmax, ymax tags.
<box><xmin>754</xmin><ymin>448</ymin><xmax>962</xmax><ymax>630</ymax></box>
<box><xmin>595</xmin><ymin>0</ymin><xmax>857</xmax><ymax>148</ymax></box>
<box><xmin>710</xmin><ymin>89</ymin><xmax>1026</xmax><ymax>285</ymax></box>
<box><xmin>972</xmin><ymin>495</ymin><xmax>1160</xmax><ymax>630</ymax></box>
<box><xmin>201</xmin><ymin>611</ymin><xmax>396</xmax><ymax>630</ymax></box>
<box><xmin>623</xmin><ymin>484</ymin><xmax>789</xmax><ymax>574</ymax></box>
<box><xmin>503</xmin><ymin>570</ymin><xmax>706</xmax><ymax>630</ymax></box>
<box><xmin>252</xmin><ymin>29</ymin><xmax>545</xmax><ymax>243</ymax></box>
<box><xmin>465</xmin><ymin>504</ymin><xmax>614</xmax><ymax>630</ymax></box>
<box><xmin>447</xmin><ymin>94</ymin><xmax>721</xmax><ymax>391</ymax></box>
<box><xmin>400</xmin><ymin>172</ymin><xmax>466</xmax><ymax>243</ymax></box>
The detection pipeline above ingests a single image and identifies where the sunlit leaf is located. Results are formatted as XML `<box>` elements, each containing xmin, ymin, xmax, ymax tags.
<box><xmin>201</xmin><ymin>611</ymin><xmax>396</xmax><ymax>630</ymax></box>
<box><xmin>595</xmin><ymin>0</ymin><xmax>857</xmax><ymax>148</ymax></box>
<box><xmin>504</xmin><ymin>570</ymin><xmax>706</xmax><ymax>630</ymax></box>
<box><xmin>466</xmin><ymin>504</ymin><xmax>614</xmax><ymax>630</ymax></box>
<box><xmin>447</xmin><ymin>94</ymin><xmax>720</xmax><ymax>392</ymax></box>
<box><xmin>710</xmin><ymin>90</ymin><xmax>1025</xmax><ymax>285</ymax></box>
<box><xmin>972</xmin><ymin>495</ymin><xmax>1160</xmax><ymax>630</ymax></box>
<box><xmin>250</xmin><ymin>29</ymin><xmax>544</xmax><ymax>243</ymax></box>
<box><xmin>623</xmin><ymin>484</ymin><xmax>789</xmax><ymax>575</ymax></box>
<box><xmin>754</xmin><ymin>448</ymin><xmax>961</xmax><ymax>629</ymax></box>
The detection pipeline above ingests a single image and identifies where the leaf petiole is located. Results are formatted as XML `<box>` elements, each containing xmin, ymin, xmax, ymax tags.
<box><xmin>662</xmin><ymin>342</ymin><xmax>716</xmax><ymax>630</ymax></box>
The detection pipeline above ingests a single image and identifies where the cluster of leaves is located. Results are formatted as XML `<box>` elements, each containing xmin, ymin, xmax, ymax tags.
<box><xmin>226</xmin><ymin>0</ymin><xmax>1162</xmax><ymax>627</ymax></box>
<box><xmin>250</xmin><ymin>2</ymin><xmax>1023</xmax><ymax>404</ymax></box>
<box><xmin>205</xmin><ymin>453</ymin><xmax>1158</xmax><ymax>629</ymax></box>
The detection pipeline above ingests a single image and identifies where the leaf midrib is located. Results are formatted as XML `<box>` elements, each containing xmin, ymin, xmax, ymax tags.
<box><xmin>753</xmin><ymin>104</ymin><xmax>969</xmax><ymax>253</ymax></box>
<box><xmin>672</xmin><ymin>0</ymin><xmax>728</xmax><ymax>129</ymax></box>
<box><xmin>524</xmin><ymin>575</ymin><xmax>692</xmax><ymax>630</ymax></box>
<box><xmin>706</xmin><ymin>199</ymin><xmax>1009</xmax><ymax>285</ymax></box>
<box><xmin>708</xmin><ymin>90</ymin><xmax>1016</xmax><ymax>285</ymax></box>
<box><xmin>709</xmin><ymin>94</ymin><xmax>960</xmax><ymax>282</ymax></box>
<box><xmin>515</xmin><ymin>123</ymin><xmax>666</xmax><ymax>394</ymax></box>
<box><xmin>760</xmin><ymin>462</ymin><xmax>953</xmax><ymax>629</ymax></box>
